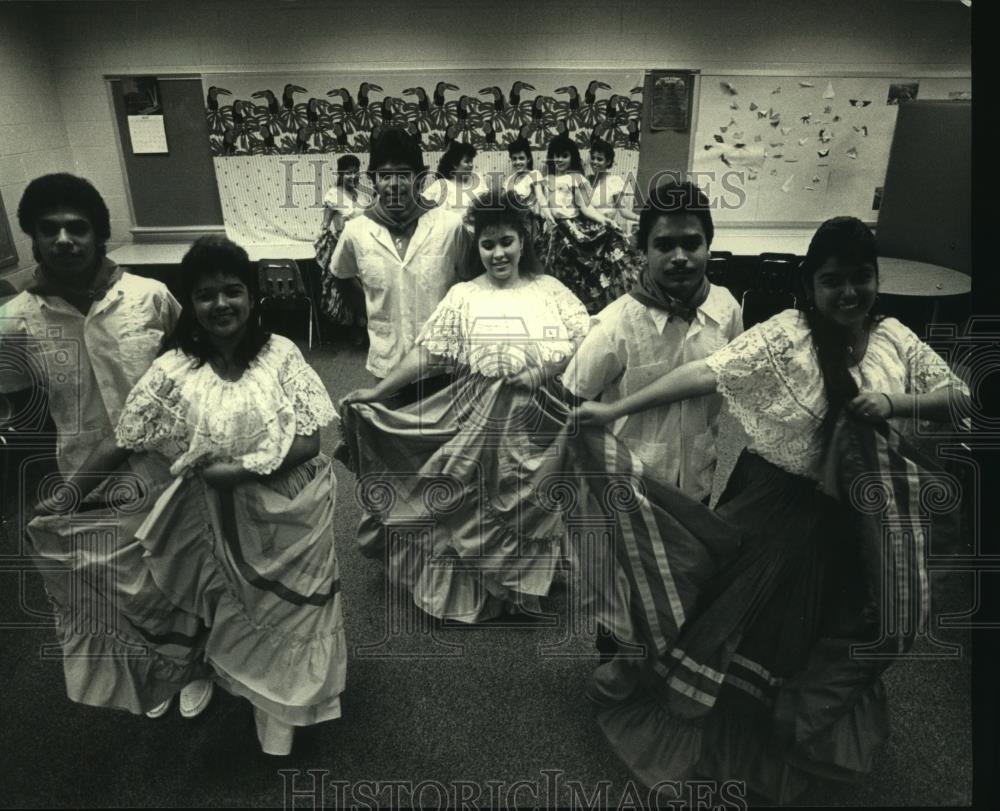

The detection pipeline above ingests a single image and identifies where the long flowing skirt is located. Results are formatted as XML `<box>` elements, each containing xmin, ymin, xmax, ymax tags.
<box><xmin>588</xmin><ymin>420</ymin><xmax>952</xmax><ymax>802</ymax></box>
<box><xmin>28</xmin><ymin>453</ymin><xmax>346</xmax><ymax>727</ymax></box>
<box><xmin>318</xmin><ymin>231</ymin><xmax>364</xmax><ymax>327</ymax></box>
<box><xmin>26</xmin><ymin>454</ymin><xmax>211</xmax><ymax>713</ymax></box>
<box><xmin>541</xmin><ymin>217</ymin><xmax>644</xmax><ymax>315</ymax></box>
<box><xmin>337</xmin><ymin>373</ymin><xmax>739</xmax><ymax>626</ymax></box>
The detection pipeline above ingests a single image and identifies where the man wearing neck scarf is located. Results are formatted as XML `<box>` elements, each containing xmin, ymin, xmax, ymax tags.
<box><xmin>564</xmin><ymin>180</ymin><xmax>743</xmax><ymax>662</ymax></box>
<box><xmin>1</xmin><ymin>174</ymin><xmax>180</xmax><ymax>477</ymax></box>
<box><xmin>328</xmin><ymin>128</ymin><xmax>472</xmax><ymax>404</ymax></box>
<box><xmin>565</xmin><ymin>180</ymin><xmax>743</xmax><ymax>501</ymax></box>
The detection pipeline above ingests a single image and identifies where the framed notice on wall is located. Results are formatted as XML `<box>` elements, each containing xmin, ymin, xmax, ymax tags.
<box><xmin>123</xmin><ymin>76</ymin><xmax>169</xmax><ymax>154</ymax></box>
<box><xmin>0</xmin><ymin>189</ymin><xmax>19</xmax><ymax>270</ymax></box>
<box><xmin>648</xmin><ymin>70</ymin><xmax>694</xmax><ymax>131</ymax></box>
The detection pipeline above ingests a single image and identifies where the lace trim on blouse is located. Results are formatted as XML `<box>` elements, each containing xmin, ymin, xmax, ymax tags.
<box><xmin>705</xmin><ymin>310</ymin><xmax>967</xmax><ymax>477</ymax></box>
<box><xmin>116</xmin><ymin>335</ymin><xmax>336</xmax><ymax>476</ymax></box>
<box><xmin>416</xmin><ymin>276</ymin><xmax>590</xmax><ymax>376</ymax></box>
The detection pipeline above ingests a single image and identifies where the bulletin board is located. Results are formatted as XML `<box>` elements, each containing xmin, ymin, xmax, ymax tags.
<box><xmin>110</xmin><ymin>77</ymin><xmax>224</xmax><ymax>227</ymax></box>
<box><xmin>691</xmin><ymin>74</ymin><xmax>970</xmax><ymax>225</ymax></box>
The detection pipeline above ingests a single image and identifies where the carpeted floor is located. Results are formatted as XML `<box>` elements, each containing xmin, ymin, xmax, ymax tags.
<box><xmin>0</xmin><ymin>338</ymin><xmax>972</xmax><ymax>808</ymax></box>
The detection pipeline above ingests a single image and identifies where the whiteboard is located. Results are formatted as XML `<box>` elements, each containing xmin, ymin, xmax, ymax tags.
<box><xmin>691</xmin><ymin>75</ymin><xmax>947</xmax><ymax>225</ymax></box>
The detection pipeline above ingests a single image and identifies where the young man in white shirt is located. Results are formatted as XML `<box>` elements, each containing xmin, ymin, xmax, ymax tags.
<box><xmin>563</xmin><ymin>179</ymin><xmax>743</xmax><ymax>660</ymax></box>
<box><xmin>0</xmin><ymin>173</ymin><xmax>212</xmax><ymax>719</ymax></box>
<box><xmin>329</xmin><ymin>127</ymin><xmax>472</xmax><ymax>404</ymax></box>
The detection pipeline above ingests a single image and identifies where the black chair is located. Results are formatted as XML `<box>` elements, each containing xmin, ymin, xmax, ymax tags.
<box><xmin>706</xmin><ymin>250</ymin><xmax>735</xmax><ymax>293</ymax></box>
<box><xmin>257</xmin><ymin>259</ymin><xmax>320</xmax><ymax>349</ymax></box>
<box><xmin>758</xmin><ymin>252</ymin><xmax>798</xmax><ymax>264</ymax></box>
<box><xmin>741</xmin><ymin>259</ymin><xmax>798</xmax><ymax>329</ymax></box>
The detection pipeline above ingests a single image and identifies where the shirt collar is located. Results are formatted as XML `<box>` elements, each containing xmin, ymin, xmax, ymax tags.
<box><xmin>29</xmin><ymin>258</ymin><xmax>125</xmax><ymax>311</ymax></box>
<box><xmin>645</xmin><ymin>283</ymin><xmax>726</xmax><ymax>333</ymax></box>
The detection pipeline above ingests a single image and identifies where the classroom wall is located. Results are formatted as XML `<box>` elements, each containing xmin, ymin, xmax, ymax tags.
<box><xmin>0</xmin><ymin>5</ymin><xmax>76</xmax><ymax>282</ymax></box>
<box><xmin>1</xmin><ymin>0</ymin><xmax>972</xmax><ymax>276</ymax></box>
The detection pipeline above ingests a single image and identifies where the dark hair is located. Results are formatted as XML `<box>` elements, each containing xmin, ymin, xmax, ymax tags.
<box><xmin>436</xmin><ymin>141</ymin><xmax>476</xmax><ymax>180</ymax></box>
<box><xmin>506</xmin><ymin>138</ymin><xmax>534</xmax><ymax>170</ymax></box>
<box><xmin>368</xmin><ymin>126</ymin><xmax>425</xmax><ymax>173</ymax></box>
<box><xmin>17</xmin><ymin>173</ymin><xmax>111</xmax><ymax>243</ymax></box>
<box><xmin>336</xmin><ymin>154</ymin><xmax>361</xmax><ymax>173</ymax></box>
<box><xmin>160</xmin><ymin>236</ymin><xmax>270</xmax><ymax>371</ymax></box>
<box><xmin>545</xmin><ymin>133</ymin><xmax>583</xmax><ymax>174</ymax></box>
<box><xmin>589</xmin><ymin>138</ymin><xmax>615</xmax><ymax>168</ymax></box>
<box><xmin>636</xmin><ymin>180</ymin><xmax>715</xmax><ymax>250</ymax></box>
<box><xmin>799</xmin><ymin>216</ymin><xmax>882</xmax><ymax>444</ymax></box>
<box><xmin>465</xmin><ymin>187</ymin><xmax>541</xmax><ymax>278</ymax></box>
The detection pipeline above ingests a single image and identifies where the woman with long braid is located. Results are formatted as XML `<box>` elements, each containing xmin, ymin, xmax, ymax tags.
<box><xmin>573</xmin><ymin>216</ymin><xmax>970</xmax><ymax>802</ymax></box>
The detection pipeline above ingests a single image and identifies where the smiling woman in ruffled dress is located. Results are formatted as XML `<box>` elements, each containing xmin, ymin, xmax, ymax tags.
<box><xmin>574</xmin><ymin>216</ymin><xmax>972</xmax><ymax>802</ymax></box>
<box><xmin>30</xmin><ymin>236</ymin><xmax>346</xmax><ymax>757</ymax></box>
<box><xmin>338</xmin><ymin>187</ymin><xmax>591</xmax><ymax>622</ymax></box>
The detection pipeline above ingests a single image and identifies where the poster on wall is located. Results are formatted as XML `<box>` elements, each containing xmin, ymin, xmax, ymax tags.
<box><xmin>123</xmin><ymin>77</ymin><xmax>168</xmax><ymax>154</ymax></box>
<box><xmin>648</xmin><ymin>71</ymin><xmax>693</xmax><ymax>131</ymax></box>
<box><xmin>202</xmin><ymin>70</ymin><xmax>644</xmax><ymax>245</ymax></box>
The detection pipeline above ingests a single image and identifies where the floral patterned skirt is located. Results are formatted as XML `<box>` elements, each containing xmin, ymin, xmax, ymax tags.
<box><xmin>317</xmin><ymin>231</ymin><xmax>365</xmax><ymax>327</ymax></box>
<box><xmin>541</xmin><ymin>217</ymin><xmax>644</xmax><ymax>315</ymax></box>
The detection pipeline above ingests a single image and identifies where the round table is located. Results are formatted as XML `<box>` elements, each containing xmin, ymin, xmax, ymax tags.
<box><xmin>878</xmin><ymin>257</ymin><xmax>970</xmax><ymax>323</ymax></box>
<box><xmin>878</xmin><ymin>257</ymin><xmax>970</xmax><ymax>296</ymax></box>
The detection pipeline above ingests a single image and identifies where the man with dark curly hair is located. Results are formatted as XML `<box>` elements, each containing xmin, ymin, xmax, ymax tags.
<box><xmin>1</xmin><ymin>173</ymin><xmax>181</xmax><ymax>478</ymax></box>
<box><xmin>1</xmin><ymin>174</ymin><xmax>218</xmax><ymax>721</ymax></box>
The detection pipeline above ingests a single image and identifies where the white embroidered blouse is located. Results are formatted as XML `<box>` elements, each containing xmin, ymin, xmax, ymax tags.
<box><xmin>544</xmin><ymin>172</ymin><xmax>590</xmax><ymax>220</ymax></box>
<box><xmin>115</xmin><ymin>335</ymin><xmax>336</xmax><ymax>476</ymax></box>
<box><xmin>704</xmin><ymin>309</ymin><xmax>968</xmax><ymax>479</ymax></box>
<box><xmin>506</xmin><ymin>169</ymin><xmax>544</xmax><ymax>201</ymax></box>
<box><xmin>323</xmin><ymin>184</ymin><xmax>374</xmax><ymax>230</ymax></box>
<box><xmin>416</xmin><ymin>274</ymin><xmax>590</xmax><ymax>377</ymax></box>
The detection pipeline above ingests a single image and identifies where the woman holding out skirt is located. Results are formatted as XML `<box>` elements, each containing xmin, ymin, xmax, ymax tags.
<box><xmin>574</xmin><ymin>216</ymin><xmax>970</xmax><ymax>802</ymax></box>
<box><xmin>31</xmin><ymin>236</ymin><xmax>346</xmax><ymax>756</ymax></box>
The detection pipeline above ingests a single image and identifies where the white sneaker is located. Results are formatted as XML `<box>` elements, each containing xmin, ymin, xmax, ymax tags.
<box><xmin>179</xmin><ymin>679</ymin><xmax>214</xmax><ymax>718</ymax></box>
<box><xmin>145</xmin><ymin>696</ymin><xmax>173</xmax><ymax>719</ymax></box>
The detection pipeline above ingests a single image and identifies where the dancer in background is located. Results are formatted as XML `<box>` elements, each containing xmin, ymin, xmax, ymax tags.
<box><xmin>538</xmin><ymin>133</ymin><xmax>643</xmax><ymax>315</ymax></box>
<box><xmin>586</xmin><ymin>138</ymin><xmax>640</xmax><ymax>235</ymax></box>
<box><xmin>422</xmin><ymin>140</ymin><xmax>488</xmax><ymax>220</ymax></box>
<box><xmin>503</xmin><ymin>136</ymin><xmax>548</xmax><ymax>253</ymax></box>
<box><xmin>574</xmin><ymin>216</ymin><xmax>970</xmax><ymax>802</ymax></box>
<box><xmin>316</xmin><ymin>154</ymin><xmax>374</xmax><ymax>346</ymax></box>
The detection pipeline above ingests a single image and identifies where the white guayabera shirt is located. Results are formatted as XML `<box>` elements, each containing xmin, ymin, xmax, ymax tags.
<box><xmin>0</xmin><ymin>265</ymin><xmax>179</xmax><ymax>475</ymax></box>
<box><xmin>565</xmin><ymin>282</ymin><xmax>743</xmax><ymax>502</ymax></box>
<box><xmin>329</xmin><ymin>206</ymin><xmax>470</xmax><ymax>378</ymax></box>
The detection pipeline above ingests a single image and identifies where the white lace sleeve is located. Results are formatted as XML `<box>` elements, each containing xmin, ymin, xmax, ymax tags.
<box><xmin>881</xmin><ymin>318</ymin><xmax>970</xmax><ymax>396</ymax></box>
<box><xmin>276</xmin><ymin>339</ymin><xmax>337</xmax><ymax>436</ymax></box>
<box><xmin>114</xmin><ymin>360</ymin><xmax>187</xmax><ymax>454</ymax></box>
<box><xmin>547</xmin><ymin>276</ymin><xmax>591</xmax><ymax>345</ymax></box>
<box><xmin>416</xmin><ymin>284</ymin><xmax>467</xmax><ymax>364</ymax></box>
<box><xmin>705</xmin><ymin>311</ymin><xmax>823</xmax><ymax>473</ymax></box>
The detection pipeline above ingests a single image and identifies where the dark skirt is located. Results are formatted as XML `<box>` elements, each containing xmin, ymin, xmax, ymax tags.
<box><xmin>541</xmin><ymin>217</ymin><xmax>645</xmax><ymax>315</ymax></box>
<box><xmin>318</xmin><ymin>232</ymin><xmax>365</xmax><ymax>327</ymax></box>
<box><xmin>590</xmin><ymin>420</ymin><xmax>947</xmax><ymax>802</ymax></box>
